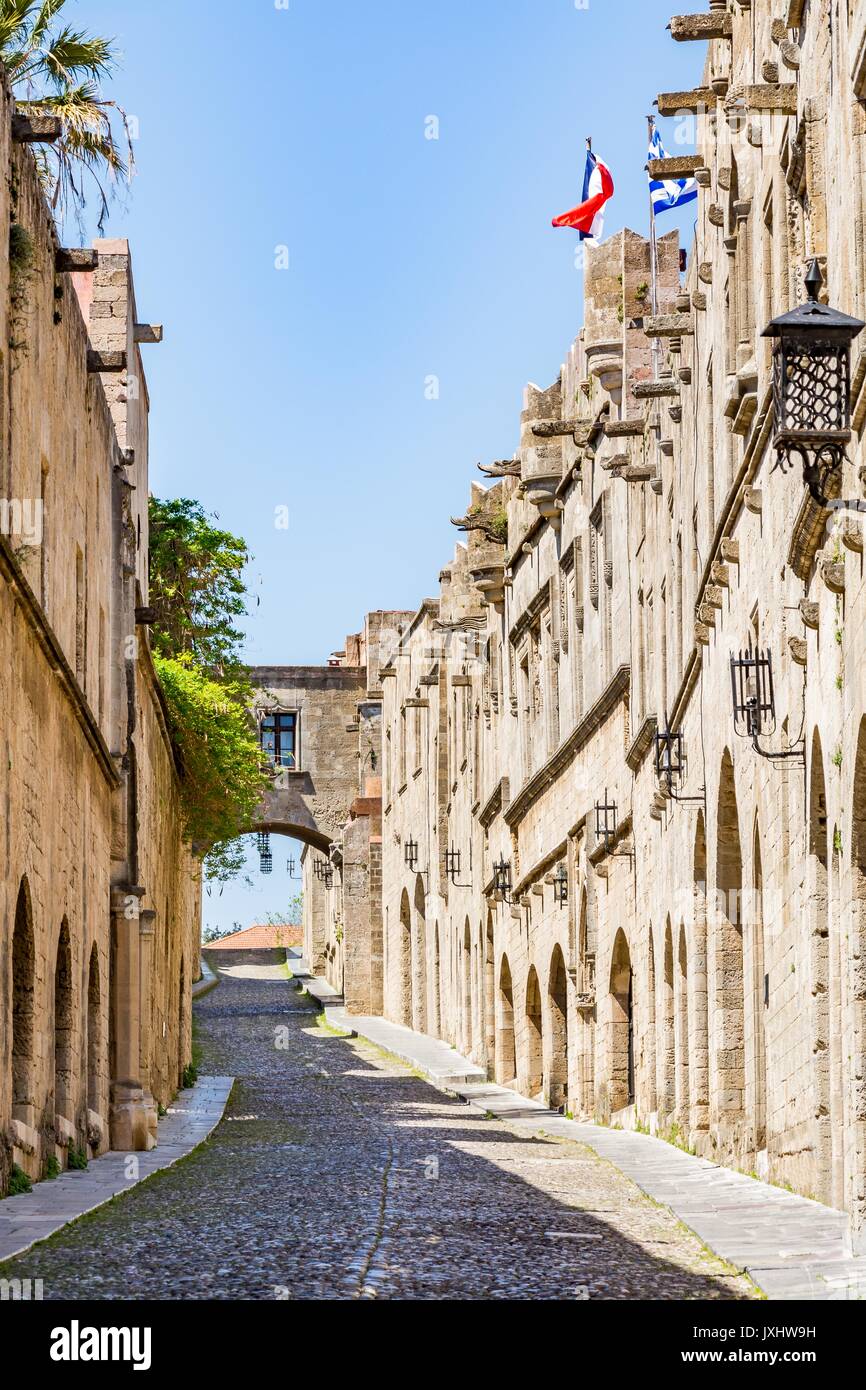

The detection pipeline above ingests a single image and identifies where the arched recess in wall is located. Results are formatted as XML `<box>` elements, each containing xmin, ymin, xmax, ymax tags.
<box><xmin>645</xmin><ymin>929</ymin><xmax>657</xmax><ymax>1115</ymax></box>
<box><xmin>11</xmin><ymin>878</ymin><xmax>36</xmax><ymax>1119</ymax></box>
<box><xmin>398</xmin><ymin>889</ymin><xmax>412</xmax><ymax>1028</ymax></box>
<box><xmin>692</xmin><ymin>812</ymin><xmax>709</xmax><ymax>1135</ymax></box>
<box><xmin>53</xmin><ymin>919</ymin><xmax>74</xmax><ymax>1124</ymax></box>
<box><xmin>576</xmin><ymin>887</ymin><xmax>595</xmax><ymax>1115</ymax></box>
<box><xmin>608</xmin><ymin>928</ymin><xmax>634</xmax><ymax>1115</ymax></box>
<box><xmin>496</xmin><ymin>954</ymin><xmax>516</xmax><ymax>1085</ymax></box>
<box><xmin>660</xmin><ymin>919</ymin><xmax>675</xmax><ymax>1123</ymax></box>
<box><xmin>431</xmin><ymin>922</ymin><xmax>441</xmax><ymax>1038</ymax></box>
<box><xmin>715</xmin><ymin>749</ymin><xmax>745</xmax><ymax>1136</ymax></box>
<box><xmin>546</xmin><ymin>944</ymin><xmax>569</xmax><ymax>1110</ymax></box>
<box><xmin>676</xmin><ymin>923</ymin><xmax>690</xmax><ymax>1130</ymax></box>
<box><xmin>86</xmin><ymin>944</ymin><xmax>102</xmax><ymax>1121</ymax></box>
<box><xmin>524</xmin><ymin>965</ymin><xmax>543</xmax><ymax>1099</ymax></box>
<box><xmin>462</xmin><ymin>919</ymin><xmax>473</xmax><ymax>1055</ymax></box>
<box><xmin>750</xmin><ymin>819</ymin><xmax>768</xmax><ymax>1153</ymax></box>
<box><xmin>849</xmin><ymin>716</ymin><xmax>866</xmax><ymax>1232</ymax></box>
<box><xmin>829</xmin><ymin>821</ymin><xmax>845</xmax><ymax>1210</ymax></box>
<box><xmin>808</xmin><ymin>731</ymin><xmax>832</xmax><ymax>1202</ymax></box>
<box><xmin>178</xmin><ymin>957</ymin><xmax>186</xmax><ymax>1088</ymax></box>
<box><xmin>483</xmin><ymin>912</ymin><xmax>495</xmax><ymax>1068</ymax></box>
<box><xmin>413</xmin><ymin>874</ymin><xmax>427</xmax><ymax>1035</ymax></box>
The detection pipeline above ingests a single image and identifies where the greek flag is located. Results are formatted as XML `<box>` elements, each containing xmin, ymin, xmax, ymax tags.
<box><xmin>648</xmin><ymin>125</ymin><xmax>697</xmax><ymax>215</ymax></box>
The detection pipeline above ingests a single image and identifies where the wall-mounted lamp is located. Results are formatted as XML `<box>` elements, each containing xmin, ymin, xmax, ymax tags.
<box><xmin>764</xmin><ymin>259</ymin><xmax>865</xmax><ymax>506</ymax></box>
<box><xmin>553</xmin><ymin>863</ymin><xmax>569</xmax><ymax>907</ymax></box>
<box><xmin>730</xmin><ymin>647</ymin><xmax>802</xmax><ymax>762</ymax></box>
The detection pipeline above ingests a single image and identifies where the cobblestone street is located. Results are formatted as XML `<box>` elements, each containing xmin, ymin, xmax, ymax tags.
<box><xmin>2</xmin><ymin>953</ymin><xmax>757</xmax><ymax>1301</ymax></box>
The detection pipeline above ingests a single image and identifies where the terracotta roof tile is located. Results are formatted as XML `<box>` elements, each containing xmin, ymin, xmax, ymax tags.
<box><xmin>204</xmin><ymin>923</ymin><xmax>301</xmax><ymax>951</ymax></box>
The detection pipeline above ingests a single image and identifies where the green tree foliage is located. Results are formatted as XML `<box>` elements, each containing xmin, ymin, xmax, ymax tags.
<box><xmin>148</xmin><ymin>498</ymin><xmax>250</xmax><ymax>680</ymax></box>
<box><xmin>148</xmin><ymin>497</ymin><xmax>269</xmax><ymax>883</ymax></box>
<box><xmin>263</xmin><ymin>893</ymin><xmax>303</xmax><ymax>926</ymax></box>
<box><xmin>153</xmin><ymin>655</ymin><xmax>265</xmax><ymax>854</ymax></box>
<box><xmin>0</xmin><ymin>0</ymin><xmax>134</xmax><ymax>231</ymax></box>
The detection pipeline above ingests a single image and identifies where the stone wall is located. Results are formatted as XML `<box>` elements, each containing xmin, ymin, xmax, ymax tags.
<box><xmin>0</xmin><ymin>71</ymin><xmax>199</xmax><ymax>1189</ymax></box>
<box><xmin>322</xmin><ymin>0</ymin><xmax>866</xmax><ymax>1243</ymax></box>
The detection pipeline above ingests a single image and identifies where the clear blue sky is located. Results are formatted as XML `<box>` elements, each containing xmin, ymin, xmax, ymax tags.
<box><xmin>76</xmin><ymin>0</ymin><xmax>700</xmax><ymax>927</ymax></box>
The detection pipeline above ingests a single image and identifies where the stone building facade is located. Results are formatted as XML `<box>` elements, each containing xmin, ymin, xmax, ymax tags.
<box><xmin>306</xmin><ymin>1</ymin><xmax>866</xmax><ymax>1242</ymax></box>
<box><xmin>0</xmin><ymin>73</ymin><xmax>200</xmax><ymax>1192</ymax></box>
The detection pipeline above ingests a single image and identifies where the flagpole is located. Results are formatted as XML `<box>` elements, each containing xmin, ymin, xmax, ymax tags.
<box><xmin>646</xmin><ymin>114</ymin><xmax>661</xmax><ymax>380</ymax></box>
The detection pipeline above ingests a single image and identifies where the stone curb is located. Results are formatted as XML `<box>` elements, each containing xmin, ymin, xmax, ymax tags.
<box><xmin>0</xmin><ymin>1075</ymin><xmax>234</xmax><ymax>1265</ymax></box>
<box><xmin>192</xmin><ymin>955</ymin><xmax>220</xmax><ymax>999</ymax></box>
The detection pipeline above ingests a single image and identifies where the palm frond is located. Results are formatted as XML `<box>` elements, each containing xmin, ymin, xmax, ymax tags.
<box><xmin>29</xmin><ymin>0</ymin><xmax>66</xmax><ymax>48</ymax></box>
<box><xmin>0</xmin><ymin>0</ymin><xmax>39</xmax><ymax>53</ymax></box>
<box><xmin>1</xmin><ymin>2</ymin><xmax>129</xmax><ymax>230</ymax></box>
<box><xmin>41</xmin><ymin>26</ymin><xmax>115</xmax><ymax>85</ymax></box>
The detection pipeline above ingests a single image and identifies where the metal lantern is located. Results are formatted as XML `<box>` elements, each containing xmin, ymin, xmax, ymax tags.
<box><xmin>654</xmin><ymin>720</ymin><xmax>684</xmax><ymax>786</ymax></box>
<box><xmin>730</xmin><ymin>647</ymin><xmax>775</xmax><ymax>742</ymax></box>
<box><xmin>493</xmin><ymin>855</ymin><xmax>512</xmax><ymax>895</ymax></box>
<box><xmin>256</xmin><ymin>830</ymin><xmax>272</xmax><ymax>874</ymax></box>
<box><xmin>446</xmin><ymin>846</ymin><xmax>461</xmax><ymax>882</ymax></box>
<box><xmin>595</xmin><ymin>792</ymin><xmax>617</xmax><ymax>851</ymax></box>
<box><xmin>553</xmin><ymin>863</ymin><xmax>569</xmax><ymax>907</ymax></box>
<box><xmin>763</xmin><ymin>259</ymin><xmax>865</xmax><ymax>505</ymax></box>
<box><xmin>404</xmin><ymin>837</ymin><xmax>419</xmax><ymax>871</ymax></box>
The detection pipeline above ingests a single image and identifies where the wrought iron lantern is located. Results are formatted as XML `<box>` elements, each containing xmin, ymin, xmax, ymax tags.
<box><xmin>287</xmin><ymin>856</ymin><xmax>301</xmax><ymax>880</ymax></box>
<box><xmin>729</xmin><ymin>645</ymin><xmax>801</xmax><ymax>762</ymax></box>
<box><xmin>763</xmin><ymin>259</ymin><xmax>865</xmax><ymax>505</ymax></box>
<box><xmin>654</xmin><ymin>719</ymin><xmax>684</xmax><ymax>786</ymax></box>
<box><xmin>729</xmin><ymin>646</ymin><xmax>775</xmax><ymax>743</ymax></box>
<box><xmin>404</xmin><ymin>837</ymin><xmax>419</xmax><ymax>871</ymax></box>
<box><xmin>492</xmin><ymin>855</ymin><xmax>512</xmax><ymax>896</ymax></box>
<box><xmin>595</xmin><ymin>792</ymin><xmax>617</xmax><ymax>851</ymax></box>
<box><xmin>445</xmin><ymin>845</ymin><xmax>461</xmax><ymax>882</ymax></box>
<box><xmin>553</xmin><ymin>862</ymin><xmax>568</xmax><ymax>907</ymax></box>
<box><xmin>256</xmin><ymin>831</ymin><xmax>272</xmax><ymax>874</ymax></box>
<box><xmin>313</xmin><ymin>856</ymin><xmax>333</xmax><ymax>887</ymax></box>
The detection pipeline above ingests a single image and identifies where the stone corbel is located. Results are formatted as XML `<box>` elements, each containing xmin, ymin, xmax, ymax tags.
<box><xmin>788</xmin><ymin>636</ymin><xmax>807</xmax><ymax>666</ymax></box>
<box><xmin>837</xmin><ymin>517</ymin><xmax>864</xmax><ymax>554</ymax></box>
<box><xmin>818</xmin><ymin>552</ymin><xmax>845</xmax><ymax>594</ymax></box>
<box><xmin>772</xmin><ymin>18</ymin><xmax>801</xmax><ymax>71</ymax></box>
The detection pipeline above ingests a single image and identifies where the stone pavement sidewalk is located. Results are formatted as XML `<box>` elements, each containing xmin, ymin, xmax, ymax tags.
<box><xmin>0</xmin><ymin>1075</ymin><xmax>233</xmax><ymax>1264</ymax></box>
<box><xmin>292</xmin><ymin>955</ymin><xmax>866</xmax><ymax>1302</ymax></box>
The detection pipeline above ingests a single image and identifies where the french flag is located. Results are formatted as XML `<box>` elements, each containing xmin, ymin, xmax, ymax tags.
<box><xmin>552</xmin><ymin>148</ymin><xmax>615</xmax><ymax>246</ymax></box>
